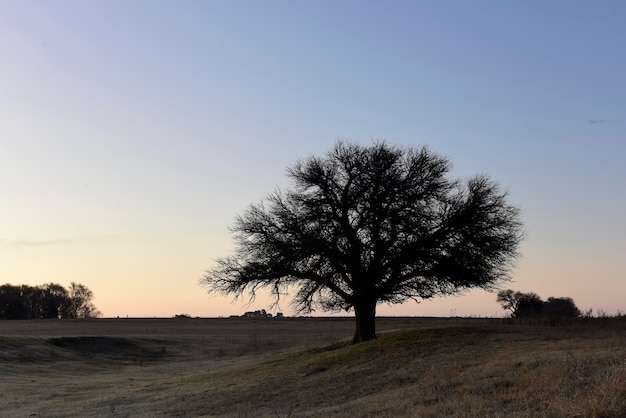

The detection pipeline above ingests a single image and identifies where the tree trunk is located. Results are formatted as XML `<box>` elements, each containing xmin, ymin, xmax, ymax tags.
<box><xmin>352</xmin><ymin>300</ymin><xmax>377</xmax><ymax>343</ymax></box>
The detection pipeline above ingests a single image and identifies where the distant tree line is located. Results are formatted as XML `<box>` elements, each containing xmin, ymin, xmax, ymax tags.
<box><xmin>0</xmin><ymin>282</ymin><xmax>101</xmax><ymax>320</ymax></box>
<box><xmin>497</xmin><ymin>289</ymin><xmax>581</xmax><ymax>318</ymax></box>
<box><xmin>240</xmin><ymin>309</ymin><xmax>283</xmax><ymax>319</ymax></box>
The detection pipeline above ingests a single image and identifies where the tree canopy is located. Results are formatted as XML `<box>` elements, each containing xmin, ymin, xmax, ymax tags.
<box><xmin>202</xmin><ymin>141</ymin><xmax>524</xmax><ymax>342</ymax></box>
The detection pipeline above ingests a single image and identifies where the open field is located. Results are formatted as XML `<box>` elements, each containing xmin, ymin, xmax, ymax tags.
<box><xmin>1</xmin><ymin>316</ymin><xmax>625</xmax><ymax>417</ymax></box>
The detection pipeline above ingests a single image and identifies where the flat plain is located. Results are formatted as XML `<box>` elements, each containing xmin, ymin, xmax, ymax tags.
<box><xmin>1</xmin><ymin>316</ymin><xmax>624</xmax><ymax>417</ymax></box>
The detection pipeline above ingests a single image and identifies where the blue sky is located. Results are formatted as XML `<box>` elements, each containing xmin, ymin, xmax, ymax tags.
<box><xmin>1</xmin><ymin>1</ymin><xmax>624</xmax><ymax>317</ymax></box>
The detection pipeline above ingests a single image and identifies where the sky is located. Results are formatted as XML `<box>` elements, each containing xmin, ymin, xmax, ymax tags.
<box><xmin>1</xmin><ymin>1</ymin><xmax>624</xmax><ymax>318</ymax></box>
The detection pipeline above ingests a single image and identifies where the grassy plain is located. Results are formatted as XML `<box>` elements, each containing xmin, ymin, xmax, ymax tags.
<box><xmin>0</xmin><ymin>316</ymin><xmax>624</xmax><ymax>417</ymax></box>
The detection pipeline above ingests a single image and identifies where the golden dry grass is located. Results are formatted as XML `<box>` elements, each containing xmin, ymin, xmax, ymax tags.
<box><xmin>1</xmin><ymin>317</ymin><xmax>624</xmax><ymax>417</ymax></box>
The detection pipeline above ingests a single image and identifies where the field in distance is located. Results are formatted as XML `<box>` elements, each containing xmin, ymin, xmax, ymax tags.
<box><xmin>1</xmin><ymin>316</ymin><xmax>625</xmax><ymax>417</ymax></box>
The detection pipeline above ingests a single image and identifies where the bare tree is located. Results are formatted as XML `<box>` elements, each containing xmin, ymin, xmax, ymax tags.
<box><xmin>497</xmin><ymin>289</ymin><xmax>543</xmax><ymax>318</ymax></box>
<box><xmin>66</xmin><ymin>282</ymin><xmax>101</xmax><ymax>319</ymax></box>
<box><xmin>497</xmin><ymin>289</ymin><xmax>520</xmax><ymax>316</ymax></box>
<box><xmin>202</xmin><ymin>141</ymin><xmax>524</xmax><ymax>343</ymax></box>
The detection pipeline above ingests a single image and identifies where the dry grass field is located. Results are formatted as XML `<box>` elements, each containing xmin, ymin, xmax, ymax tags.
<box><xmin>1</xmin><ymin>316</ymin><xmax>624</xmax><ymax>417</ymax></box>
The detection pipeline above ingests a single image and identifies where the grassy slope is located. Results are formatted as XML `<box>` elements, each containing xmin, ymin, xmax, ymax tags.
<box><xmin>155</xmin><ymin>320</ymin><xmax>626</xmax><ymax>417</ymax></box>
<box><xmin>1</xmin><ymin>318</ymin><xmax>625</xmax><ymax>417</ymax></box>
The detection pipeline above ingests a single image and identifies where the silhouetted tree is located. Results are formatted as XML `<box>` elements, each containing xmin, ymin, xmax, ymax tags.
<box><xmin>66</xmin><ymin>282</ymin><xmax>101</xmax><ymax>318</ymax></box>
<box><xmin>497</xmin><ymin>290</ymin><xmax>543</xmax><ymax>318</ymax></box>
<box><xmin>202</xmin><ymin>141</ymin><xmax>524</xmax><ymax>343</ymax></box>
<box><xmin>496</xmin><ymin>289</ymin><xmax>521</xmax><ymax>317</ymax></box>
<box><xmin>0</xmin><ymin>284</ymin><xmax>29</xmax><ymax>319</ymax></box>
<box><xmin>544</xmin><ymin>297</ymin><xmax>581</xmax><ymax>318</ymax></box>
<box><xmin>516</xmin><ymin>293</ymin><xmax>545</xmax><ymax>318</ymax></box>
<box><xmin>40</xmin><ymin>283</ymin><xmax>70</xmax><ymax>319</ymax></box>
<box><xmin>19</xmin><ymin>285</ymin><xmax>42</xmax><ymax>319</ymax></box>
<box><xmin>498</xmin><ymin>290</ymin><xmax>581</xmax><ymax>318</ymax></box>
